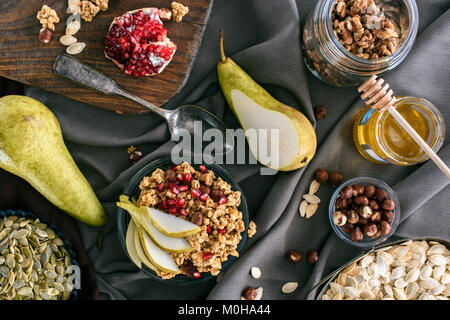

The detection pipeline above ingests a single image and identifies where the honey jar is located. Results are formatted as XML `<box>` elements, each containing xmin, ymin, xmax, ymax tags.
<box><xmin>353</xmin><ymin>97</ymin><xmax>445</xmax><ymax>165</ymax></box>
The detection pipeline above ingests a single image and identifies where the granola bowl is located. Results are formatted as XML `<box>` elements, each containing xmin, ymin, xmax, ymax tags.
<box><xmin>117</xmin><ymin>156</ymin><xmax>249</xmax><ymax>284</ymax></box>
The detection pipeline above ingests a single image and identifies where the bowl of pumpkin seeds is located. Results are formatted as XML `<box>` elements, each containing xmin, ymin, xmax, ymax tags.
<box><xmin>0</xmin><ymin>210</ymin><xmax>79</xmax><ymax>300</ymax></box>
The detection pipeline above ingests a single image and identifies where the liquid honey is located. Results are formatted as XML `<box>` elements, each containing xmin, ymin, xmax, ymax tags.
<box><xmin>353</xmin><ymin>97</ymin><xmax>444</xmax><ymax>166</ymax></box>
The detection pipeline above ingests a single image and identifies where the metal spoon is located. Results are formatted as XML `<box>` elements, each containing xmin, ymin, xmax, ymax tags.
<box><xmin>53</xmin><ymin>54</ymin><xmax>234</xmax><ymax>156</ymax></box>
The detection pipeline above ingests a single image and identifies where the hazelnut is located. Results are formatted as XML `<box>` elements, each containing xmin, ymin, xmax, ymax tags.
<box><xmin>359</xmin><ymin>205</ymin><xmax>373</xmax><ymax>219</ymax></box>
<box><xmin>333</xmin><ymin>211</ymin><xmax>347</xmax><ymax>226</ymax></box>
<box><xmin>382</xmin><ymin>199</ymin><xmax>395</xmax><ymax>211</ymax></box>
<box><xmin>341</xmin><ymin>223</ymin><xmax>354</xmax><ymax>233</ymax></box>
<box><xmin>287</xmin><ymin>250</ymin><xmax>302</xmax><ymax>263</ymax></box>
<box><xmin>190</xmin><ymin>212</ymin><xmax>203</xmax><ymax>226</ymax></box>
<box><xmin>315</xmin><ymin>169</ymin><xmax>329</xmax><ymax>184</ymax></box>
<box><xmin>159</xmin><ymin>7</ymin><xmax>172</xmax><ymax>21</ymax></box>
<box><xmin>379</xmin><ymin>221</ymin><xmax>392</xmax><ymax>235</ymax></box>
<box><xmin>350</xmin><ymin>227</ymin><xmax>364</xmax><ymax>242</ymax></box>
<box><xmin>381</xmin><ymin>211</ymin><xmax>394</xmax><ymax>223</ymax></box>
<box><xmin>334</xmin><ymin>197</ymin><xmax>347</xmax><ymax>210</ymax></box>
<box><xmin>38</xmin><ymin>28</ymin><xmax>52</xmax><ymax>44</ymax></box>
<box><xmin>210</xmin><ymin>189</ymin><xmax>224</xmax><ymax>202</ymax></box>
<box><xmin>364</xmin><ymin>185</ymin><xmax>376</xmax><ymax>198</ymax></box>
<box><xmin>354</xmin><ymin>195</ymin><xmax>369</xmax><ymax>206</ymax></box>
<box><xmin>363</xmin><ymin>223</ymin><xmax>378</xmax><ymax>237</ymax></box>
<box><xmin>369</xmin><ymin>199</ymin><xmax>380</xmax><ymax>210</ymax></box>
<box><xmin>329</xmin><ymin>172</ymin><xmax>343</xmax><ymax>187</ymax></box>
<box><xmin>375</xmin><ymin>188</ymin><xmax>388</xmax><ymax>201</ymax></box>
<box><xmin>352</xmin><ymin>184</ymin><xmax>365</xmax><ymax>196</ymax></box>
<box><xmin>347</xmin><ymin>198</ymin><xmax>353</xmax><ymax>206</ymax></box>
<box><xmin>307</xmin><ymin>250</ymin><xmax>319</xmax><ymax>264</ymax></box>
<box><xmin>243</xmin><ymin>287</ymin><xmax>258</xmax><ymax>300</ymax></box>
<box><xmin>346</xmin><ymin>210</ymin><xmax>359</xmax><ymax>224</ymax></box>
<box><xmin>199</xmin><ymin>184</ymin><xmax>211</xmax><ymax>195</ymax></box>
<box><xmin>165</xmin><ymin>169</ymin><xmax>177</xmax><ymax>182</ymax></box>
<box><xmin>314</xmin><ymin>105</ymin><xmax>328</xmax><ymax>120</ymax></box>
<box><xmin>370</xmin><ymin>211</ymin><xmax>382</xmax><ymax>224</ymax></box>
<box><xmin>340</xmin><ymin>186</ymin><xmax>353</xmax><ymax>199</ymax></box>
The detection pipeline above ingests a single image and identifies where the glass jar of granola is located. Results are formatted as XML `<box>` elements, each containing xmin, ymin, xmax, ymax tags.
<box><xmin>302</xmin><ymin>0</ymin><xmax>418</xmax><ymax>87</ymax></box>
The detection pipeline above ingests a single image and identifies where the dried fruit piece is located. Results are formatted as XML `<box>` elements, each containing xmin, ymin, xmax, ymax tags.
<box><xmin>66</xmin><ymin>42</ymin><xmax>86</xmax><ymax>55</ymax></box>
<box><xmin>104</xmin><ymin>8</ymin><xmax>177</xmax><ymax>77</ymax></box>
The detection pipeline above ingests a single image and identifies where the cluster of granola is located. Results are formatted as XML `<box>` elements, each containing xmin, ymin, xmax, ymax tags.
<box><xmin>79</xmin><ymin>1</ymin><xmax>101</xmax><ymax>22</ymax></box>
<box><xmin>36</xmin><ymin>5</ymin><xmax>60</xmax><ymax>31</ymax></box>
<box><xmin>138</xmin><ymin>163</ymin><xmax>248</xmax><ymax>279</ymax></box>
<box><xmin>171</xmin><ymin>2</ymin><xmax>189</xmax><ymax>23</ymax></box>
<box><xmin>332</xmin><ymin>0</ymin><xmax>401</xmax><ymax>59</ymax></box>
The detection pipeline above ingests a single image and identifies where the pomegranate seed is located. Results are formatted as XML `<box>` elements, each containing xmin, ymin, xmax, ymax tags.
<box><xmin>171</xmin><ymin>185</ymin><xmax>179</xmax><ymax>195</ymax></box>
<box><xmin>172</xmin><ymin>165</ymin><xmax>178</xmax><ymax>171</ymax></box>
<box><xmin>199</xmin><ymin>165</ymin><xmax>207</xmax><ymax>173</ymax></box>
<box><xmin>157</xmin><ymin>183</ymin><xmax>165</xmax><ymax>192</ymax></box>
<box><xmin>179</xmin><ymin>208</ymin><xmax>187</xmax><ymax>216</ymax></box>
<box><xmin>203</xmin><ymin>252</ymin><xmax>212</xmax><ymax>260</ymax></box>
<box><xmin>218</xmin><ymin>228</ymin><xmax>226</xmax><ymax>234</ymax></box>
<box><xmin>167</xmin><ymin>199</ymin><xmax>177</xmax><ymax>206</ymax></box>
<box><xmin>176</xmin><ymin>198</ymin><xmax>185</xmax><ymax>208</ymax></box>
<box><xmin>168</xmin><ymin>205</ymin><xmax>178</xmax><ymax>215</ymax></box>
<box><xmin>184</xmin><ymin>173</ymin><xmax>192</xmax><ymax>184</ymax></box>
<box><xmin>191</xmin><ymin>189</ymin><xmax>201</xmax><ymax>199</ymax></box>
<box><xmin>193</xmin><ymin>271</ymin><xmax>201</xmax><ymax>278</ymax></box>
<box><xmin>179</xmin><ymin>185</ymin><xmax>188</xmax><ymax>192</ymax></box>
<box><xmin>199</xmin><ymin>193</ymin><xmax>209</xmax><ymax>202</ymax></box>
<box><xmin>176</xmin><ymin>173</ymin><xmax>184</xmax><ymax>182</ymax></box>
<box><xmin>206</xmin><ymin>226</ymin><xmax>212</xmax><ymax>234</ymax></box>
<box><xmin>218</xmin><ymin>195</ymin><xmax>228</xmax><ymax>205</ymax></box>
<box><xmin>159</xmin><ymin>200</ymin><xmax>168</xmax><ymax>210</ymax></box>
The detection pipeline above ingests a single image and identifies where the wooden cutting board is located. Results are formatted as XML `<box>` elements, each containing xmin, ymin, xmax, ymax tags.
<box><xmin>0</xmin><ymin>0</ymin><xmax>212</xmax><ymax>114</ymax></box>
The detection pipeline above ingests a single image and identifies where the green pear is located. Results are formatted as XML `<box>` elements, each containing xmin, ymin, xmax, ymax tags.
<box><xmin>217</xmin><ymin>31</ymin><xmax>317</xmax><ymax>171</ymax></box>
<box><xmin>0</xmin><ymin>95</ymin><xmax>106</xmax><ymax>226</ymax></box>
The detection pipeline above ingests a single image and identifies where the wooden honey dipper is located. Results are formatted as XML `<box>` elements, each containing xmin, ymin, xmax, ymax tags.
<box><xmin>358</xmin><ymin>75</ymin><xmax>450</xmax><ymax>179</ymax></box>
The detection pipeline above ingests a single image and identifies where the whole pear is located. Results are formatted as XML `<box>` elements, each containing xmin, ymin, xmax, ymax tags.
<box><xmin>0</xmin><ymin>95</ymin><xmax>106</xmax><ymax>226</ymax></box>
<box><xmin>217</xmin><ymin>31</ymin><xmax>317</xmax><ymax>171</ymax></box>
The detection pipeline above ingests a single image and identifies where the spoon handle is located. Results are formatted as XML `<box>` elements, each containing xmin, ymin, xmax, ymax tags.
<box><xmin>53</xmin><ymin>54</ymin><xmax>168</xmax><ymax>118</ymax></box>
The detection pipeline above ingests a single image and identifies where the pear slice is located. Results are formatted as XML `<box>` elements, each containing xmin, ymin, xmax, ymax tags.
<box><xmin>125</xmin><ymin>220</ymin><xmax>141</xmax><ymax>268</ymax></box>
<box><xmin>133</xmin><ymin>225</ymin><xmax>158</xmax><ymax>272</ymax></box>
<box><xmin>137</xmin><ymin>225</ymin><xmax>180</xmax><ymax>274</ymax></box>
<box><xmin>146</xmin><ymin>207</ymin><xmax>201</xmax><ymax>238</ymax></box>
<box><xmin>217</xmin><ymin>32</ymin><xmax>316</xmax><ymax>171</ymax></box>
<box><xmin>139</xmin><ymin>216</ymin><xmax>193</xmax><ymax>253</ymax></box>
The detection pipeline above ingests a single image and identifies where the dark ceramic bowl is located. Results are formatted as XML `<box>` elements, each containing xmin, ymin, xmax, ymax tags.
<box><xmin>0</xmin><ymin>209</ymin><xmax>79</xmax><ymax>300</ymax></box>
<box><xmin>117</xmin><ymin>156</ymin><xmax>249</xmax><ymax>285</ymax></box>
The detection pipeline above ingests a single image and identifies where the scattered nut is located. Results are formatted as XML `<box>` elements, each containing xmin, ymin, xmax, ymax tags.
<box><xmin>250</xmin><ymin>267</ymin><xmax>261</xmax><ymax>279</ymax></box>
<box><xmin>363</xmin><ymin>223</ymin><xmax>378</xmax><ymax>237</ymax></box>
<box><xmin>329</xmin><ymin>172</ymin><xmax>343</xmax><ymax>187</ymax></box>
<box><xmin>171</xmin><ymin>2</ymin><xmax>189</xmax><ymax>23</ymax></box>
<box><xmin>359</xmin><ymin>205</ymin><xmax>373</xmax><ymax>219</ymax></box>
<box><xmin>38</xmin><ymin>28</ymin><xmax>52</xmax><ymax>44</ymax></box>
<box><xmin>379</xmin><ymin>221</ymin><xmax>392</xmax><ymax>235</ymax></box>
<box><xmin>340</xmin><ymin>185</ymin><xmax>353</xmax><ymax>199</ymax></box>
<box><xmin>307</xmin><ymin>250</ymin><xmax>319</xmax><ymax>264</ymax></box>
<box><xmin>314</xmin><ymin>105</ymin><xmax>328</xmax><ymax>120</ymax></box>
<box><xmin>315</xmin><ymin>169</ymin><xmax>329</xmax><ymax>183</ymax></box>
<box><xmin>346</xmin><ymin>210</ymin><xmax>359</xmax><ymax>224</ymax></box>
<box><xmin>243</xmin><ymin>287</ymin><xmax>258</xmax><ymax>300</ymax></box>
<box><xmin>159</xmin><ymin>8</ymin><xmax>172</xmax><ymax>21</ymax></box>
<box><xmin>382</xmin><ymin>210</ymin><xmax>394</xmax><ymax>223</ymax></box>
<box><xmin>287</xmin><ymin>250</ymin><xmax>302</xmax><ymax>263</ymax></box>
<box><xmin>382</xmin><ymin>199</ymin><xmax>395</xmax><ymax>211</ymax></box>
<box><xmin>281</xmin><ymin>282</ymin><xmax>299</xmax><ymax>294</ymax></box>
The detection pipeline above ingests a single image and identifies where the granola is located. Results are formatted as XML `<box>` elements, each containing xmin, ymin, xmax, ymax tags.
<box><xmin>79</xmin><ymin>1</ymin><xmax>100</xmax><ymax>22</ymax></box>
<box><xmin>138</xmin><ymin>162</ymin><xmax>246</xmax><ymax>279</ymax></box>
<box><xmin>332</xmin><ymin>0</ymin><xmax>401</xmax><ymax>59</ymax></box>
<box><xmin>92</xmin><ymin>0</ymin><xmax>108</xmax><ymax>11</ymax></box>
<box><xmin>248</xmin><ymin>221</ymin><xmax>257</xmax><ymax>238</ymax></box>
<box><xmin>171</xmin><ymin>2</ymin><xmax>189</xmax><ymax>23</ymax></box>
<box><xmin>36</xmin><ymin>5</ymin><xmax>60</xmax><ymax>31</ymax></box>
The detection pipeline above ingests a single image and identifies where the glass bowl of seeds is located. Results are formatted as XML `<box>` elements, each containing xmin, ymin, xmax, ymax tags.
<box><xmin>0</xmin><ymin>209</ymin><xmax>79</xmax><ymax>300</ymax></box>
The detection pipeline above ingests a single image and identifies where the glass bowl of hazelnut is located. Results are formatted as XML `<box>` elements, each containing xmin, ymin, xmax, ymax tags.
<box><xmin>328</xmin><ymin>177</ymin><xmax>400</xmax><ymax>248</ymax></box>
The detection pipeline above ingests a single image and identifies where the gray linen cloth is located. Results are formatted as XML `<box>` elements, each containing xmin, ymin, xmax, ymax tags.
<box><xmin>25</xmin><ymin>0</ymin><xmax>449</xmax><ymax>299</ymax></box>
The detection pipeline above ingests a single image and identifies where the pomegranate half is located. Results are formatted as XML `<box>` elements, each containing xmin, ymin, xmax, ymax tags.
<box><xmin>104</xmin><ymin>8</ymin><xmax>177</xmax><ymax>77</ymax></box>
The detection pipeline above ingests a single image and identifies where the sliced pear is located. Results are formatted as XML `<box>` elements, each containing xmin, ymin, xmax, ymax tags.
<box><xmin>125</xmin><ymin>220</ymin><xmax>141</xmax><ymax>268</ymax></box>
<box><xmin>133</xmin><ymin>225</ymin><xmax>158</xmax><ymax>272</ymax></box>
<box><xmin>146</xmin><ymin>207</ymin><xmax>201</xmax><ymax>238</ymax></box>
<box><xmin>139</xmin><ymin>217</ymin><xmax>193</xmax><ymax>253</ymax></box>
<box><xmin>137</xmin><ymin>225</ymin><xmax>180</xmax><ymax>274</ymax></box>
<box><xmin>217</xmin><ymin>31</ymin><xmax>316</xmax><ymax>171</ymax></box>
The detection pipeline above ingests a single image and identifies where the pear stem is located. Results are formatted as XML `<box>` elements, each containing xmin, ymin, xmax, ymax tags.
<box><xmin>219</xmin><ymin>30</ymin><xmax>226</xmax><ymax>62</ymax></box>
